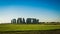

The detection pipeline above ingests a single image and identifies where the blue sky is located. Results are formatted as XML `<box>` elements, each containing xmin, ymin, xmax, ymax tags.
<box><xmin>0</xmin><ymin>0</ymin><xmax>60</xmax><ymax>23</ymax></box>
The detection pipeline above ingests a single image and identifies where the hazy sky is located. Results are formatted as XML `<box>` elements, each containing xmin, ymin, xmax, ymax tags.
<box><xmin>0</xmin><ymin>0</ymin><xmax>60</xmax><ymax>23</ymax></box>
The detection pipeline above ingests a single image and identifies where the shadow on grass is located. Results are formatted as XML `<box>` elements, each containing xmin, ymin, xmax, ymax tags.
<box><xmin>0</xmin><ymin>29</ymin><xmax>60</xmax><ymax>34</ymax></box>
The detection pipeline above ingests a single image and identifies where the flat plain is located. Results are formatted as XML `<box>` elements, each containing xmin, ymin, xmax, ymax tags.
<box><xmin>0</xmin><ymin>24</ymin><xmax>60</xmax><ymax>31</ymax></box>
<box><xmin>0</xmin><ymin>24</ymin><xmax>60</xmax><ymax>34</ymax></box>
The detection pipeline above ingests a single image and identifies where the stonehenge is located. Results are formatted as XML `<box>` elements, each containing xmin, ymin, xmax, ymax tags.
<box><xmin>11</xmin><ymin>18</ymin><xmax>39</xmax><ymax>24</ymax></box>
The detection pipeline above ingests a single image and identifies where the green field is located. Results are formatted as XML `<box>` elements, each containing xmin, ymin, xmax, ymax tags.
<box><xmin>0</xmin><ymin>24</ymin><xmax>60</xmax><ymax>31</ymax></box>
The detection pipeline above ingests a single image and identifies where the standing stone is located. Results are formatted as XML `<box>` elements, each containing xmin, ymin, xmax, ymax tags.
<box><xmin>32</xmin><ymin>18</ymin><xmax>37</xmax><ymax>24</ymax></box>
<box><xmin>26</xmin><ymin>18</ymin><xmax>31</xmax><ymax>24</ymax></box>
<box><xmin>36</xmin><ymin>19</ymin><xmax>39</xmax><ymax>24</ymax></box>
<box><xmin>11</xmin><ymin>19</ymin><xmax>16</xmax><ymax>24</ymax></box>
<box><xmin>17</xmin><ymin>18</ymin><xmax>23</xmax><ymax>24</ymax></box>
<box><xmin>23</xmin><ymin>18</ymin><xmax>25</xmax><ymax>24</ymax></box>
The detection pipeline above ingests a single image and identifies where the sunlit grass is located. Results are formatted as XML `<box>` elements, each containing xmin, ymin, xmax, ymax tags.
<box><xmin>0</xmin><ymin>24</ymin><xmax>60</xmax><ymax>31</ymax></box>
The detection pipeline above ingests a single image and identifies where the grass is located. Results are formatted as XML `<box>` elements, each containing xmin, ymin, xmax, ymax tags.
<box><xmin>0</xmin><ymin>24</ymin><xmax>60</xmax><ymax>31</ymax></box>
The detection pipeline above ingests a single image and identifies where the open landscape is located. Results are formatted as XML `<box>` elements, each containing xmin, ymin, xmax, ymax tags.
<box><xmin>0</xmin><ymin>0</ymin><xmax>60</xmax><ymax>34</ymax></box>
<box><xmin>0</xmin><ymin>24</ymin><xmax>60</xmax><ymax>34</ymax></box>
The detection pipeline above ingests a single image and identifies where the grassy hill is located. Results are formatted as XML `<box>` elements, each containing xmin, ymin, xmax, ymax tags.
<box><xmin>0</xmin><ymin>24</ymin><xmax>60</xmax><ymax>31</ymax></box>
